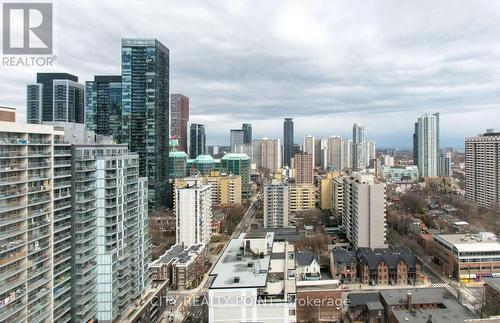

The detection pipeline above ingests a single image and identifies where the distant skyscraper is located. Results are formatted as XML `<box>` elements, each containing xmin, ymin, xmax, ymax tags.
<box><xmin>253</xmin><ymin>138</ymin><xmax>281</xmax><ymax>172</ymax></box>
<box><xmin>293</xmin><ymin>152</ymin><xmax>314</xmax><ymax>185</ymax></box>
<box><xmin>121</xmin><ymin>38</ymin><xmax>170</xmax><ymax>209</ymax></box>
<box><xmin>170</xmin><ymin>94</ymin><xmax>189</xmax><ymax>152</ymax></box>
<box><xmin>190</xmin><ymin>123</ymin><xmax>207</xmax><ymax>158</ymax></box>
<box><xmin>465</xmin><ymin>129</ymin><xmax>500</xmax><ymax>209</ymax></box>
<box><xmin>85</xmin><ymin>75</ymin><xmax>122</xmax><ymax>141</ymax></box>
<box><xmin>230</xmin><ymin>129</ymin><xmax>244</xmax><ymax>153</ymax></box>
<box><xmin>352</xmin><ymin>123</ymin><xmax>367</xmax><ymax>170</ymax></box>
<box><xmin>327</xmin><ymin>136</ymin><xmax>342</xmax><ymax>171</ymax></box>
<box><xmin>414</xmin><ymin>113</ymin><xmax>440</xmax><ymax>177</ymax></box>
<box><xmin>303</xmin><ymin>134</ymin><xmax>315</xmax><ymax>158</ymax></box>
<box><xmin>283</xmin><ymin>118</ymin><xmax>294</xmax><ymax>167</ymax></box>
<box><xmin>438</xmin><ymin>152</ymin><xmax>452</xmax><ymax>178</ymax></box>
<box><xmin>242</xmin><ymin>123</ymin><xmax>252</xmax><ymax>144</ymax></box>
<box><xmin>413</xmin><ymin>122</ymin><xmax>418</xmax><ymax>165</ymax></box>
<box><xmin>342</xmin><ymin>139</ymin><xmax>353</xmax><ymax>170</ymax></box>
<box><xmin>367</xmin><ymin>140</ymin><xmax>376</xmax><ymax>162</ymax></box>
<box><xmin>27</xmin><ymin>72</ymin><xmax>84</xmax><ymax>124</ymax></box>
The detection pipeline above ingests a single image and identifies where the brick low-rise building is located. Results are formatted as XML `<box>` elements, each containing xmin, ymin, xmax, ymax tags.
<box><xmin>150</xmin><ymin>244</ymin><xmax>208</xmax><ymax>290</ymax></box>
<box><xmin>356</xmin><ymin>248</ymin><xmax>423</xmax><ymax>286</ymax></box>
<box><xmin>330</xmin><ymin>249</ymin><xmax>357</xmax><ymax>283</ymax></box>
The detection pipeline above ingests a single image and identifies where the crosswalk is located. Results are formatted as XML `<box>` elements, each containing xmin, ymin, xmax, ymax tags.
<box><xmin>431</xmin><ymin>283</ymin><xmax>449</xmax><ymax>288</ymax></box>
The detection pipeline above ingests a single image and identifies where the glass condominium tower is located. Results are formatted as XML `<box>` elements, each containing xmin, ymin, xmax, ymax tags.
<box><xmin>283</xmin><ymin>118</ymin><xmax>294</xmax><ymax>167</ymax></box>
<box><xmin>85</xmin><ymin>75</ymin><xmax>122</xmax><ymax>142</ymax></box>
<box><xmin>121</xmin><ymin>39</ymin><xmax>170</xmax><ymax>209</ymax></box>
<box><xmin>27</xmin><ymin>73</ymin><xmax>84</xmax><ymax>124</ymax></box>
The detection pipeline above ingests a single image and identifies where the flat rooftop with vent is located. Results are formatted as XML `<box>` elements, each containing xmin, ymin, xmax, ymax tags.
<box><xmin>209</xmin><ymin>232</ymin><xmax>274</xmax><ymax>289</ymax></box>
<box><xmin>208</xmin><ymin>232</ymin><xmax>297</xmax><ymax>323</ymax></box>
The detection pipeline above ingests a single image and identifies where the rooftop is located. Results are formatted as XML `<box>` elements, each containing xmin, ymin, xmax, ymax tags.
<box><xmin>194</xmin><ymin>154</ymin><xmax>215</xmax><ymax>162</ymax></box>
<box><xmin>209</xmin><ymin>233</ymin><xmax>273</xmax><ymax>289</ymax></box>
<box><xmin>347</xmin><ymin>292</ymin><xmax>380</xmax><ymax>306</ymax></box>
<box><xmin>296</xmin><ymin>250</ymin><xmax>317</xmax><ymax>266</ymax></box>
<box><xmin>152</xmin><ymin>244</ymin><xmax>183</xmax><ymax>265</ymax></box>
<box><xmin>221</xmin><ymin>153</ymin><xmax>250</xmax><ymax>160</ymax></box>
<box><xmin>435</xmin><ymin>233</ymin><xmax>500</xmax><ymax>253</ymax></box>
<box><xmin>381</xmin><ymin>288</ymin><xmax>475</xmax><ymax>323</ymax></box>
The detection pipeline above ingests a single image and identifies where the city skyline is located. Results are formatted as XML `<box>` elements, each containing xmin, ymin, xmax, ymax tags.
<box><xmin>2</xmin><ymin>1</ymin><xmax>500</xmax><ymax>148</ymax></box>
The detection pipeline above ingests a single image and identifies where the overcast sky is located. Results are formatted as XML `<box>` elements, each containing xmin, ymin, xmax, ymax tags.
<box><xmin>2</xmin><ymin>0</ymin><xmax>500</xmax><ymax>148</ymax></box>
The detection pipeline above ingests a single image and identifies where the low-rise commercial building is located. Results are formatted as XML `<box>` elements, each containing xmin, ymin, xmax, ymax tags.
<box><xmin>433</xmin><ymin>232</ymin><xmax>500</xmax><ymax>282</ymax></box>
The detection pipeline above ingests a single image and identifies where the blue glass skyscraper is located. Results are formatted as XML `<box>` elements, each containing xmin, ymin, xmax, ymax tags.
<box><xmin>121</xmin><ymin>39</ymin><xmax>170</xmax><ymax>209</ymax></box>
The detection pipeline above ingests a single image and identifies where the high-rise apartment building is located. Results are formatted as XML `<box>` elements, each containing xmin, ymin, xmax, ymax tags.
<box><xmin>342</xmin><ymin>173</ymin><xmax>386</xmax><ymax>249</ymax></box>
<box><xmin>465</xmin><ymin>130</ymin><xmax>500</xmax><ymax>209</ymax></box>
<box><xmin>263</xmin><ymin>181</ymin><xmax>290</xmax><ymax>228</ymax></box>
<box><xmin>174</xmin><ymin>177</ymin><xmax>212</xmax><ymax>246</ymax></box>
<box><xmin>367</xmin><ymin>140</ymin><xmax>376</xmax><ymax>162</ymax></box>
<box><xmin>0</xmin><ymin>121</ymin><xmax>150</xmax><ymax>323</ymax></box>
<box><xmin>352</xmin><ymin>123</ymin><xmax>367</xmax><ymax>170</ymax></box>
<box><xmin>71</xmin><ymin>142</ymin><xmax>150</xmax><ymax>322</ymax></box>
<box><xmin>242</xmin><ymin>123</ymin><xmax>252</xmax><ymax>144</ymax></box>
<box><xmin>230</xmin><ymin>129</ymin><xmax>244</xmax><ymax>153</ymax></box>
<box><xmin>121</xmin><ymin>38</ymin><xmax>170</xmax><ymax>209</ymax></box>
<box><xmin>252</xmin><ymin>138</ymin><xmax>281</xmax><ymax>172</ymax></box>
<box><xmin>342</xmin><ymin>139</ymin><xmax>353</xmax><ymax>170</ymax></box>
<box><xmin>303</xmin><ymin>135</ymin><xmax>315</xmax><ymax>157</ymax></box>
<box><xmin>0</xmin><ymin>122</ymin><xmax>64</xmax><ymax>322</ymax></box>
<box><xmin>170</xmin><ymin>94</ymin><xmax>189</xmax><ymax>153</ymax></box>
<box><xmin>189</xmin><ymin>123</ymin><xmax>206</xmax><ymax>159</ymax></box>
<box><xmin>27</xmin><ymin>73</ymin><xmax>84</xmax><ymax>124</ymax></box>
<box><xmin>292</xmin><ymin>152</ymin><xmax>313</xmax><ymax>185</ymax></box>
<box><xmin>283</xmin><ymin>118</ymin><xmax>294</xmax><ymax>167</ymax></box>
<box><xmin>414</xmin><ymin>113</ymin><xmax>440</xmax><ymax>177</ymax></box>
<box><xmin>438</xmin><ymin>152</ymin><xmax>452</xmax><ymax>177</ymax></box>
<box><xmin>327</xmin><ymin>136</ymin><xmax>342</xmax><ymax>171</ymax></box>
<box><xmin>85</xmin><ymin>75</ymin><xmax>122</xmax><ymax>141</ymax></box>
<box><xmin>289</xmin><ymin>184</ymin><xmax>315</xmax><ymax>213</ymax></box>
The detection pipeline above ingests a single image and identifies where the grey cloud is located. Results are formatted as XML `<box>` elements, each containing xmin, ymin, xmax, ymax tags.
<box><xmin>1</xmin><ymin>0</ymin><xmax>500</xmax><ymax>148</ymax></box>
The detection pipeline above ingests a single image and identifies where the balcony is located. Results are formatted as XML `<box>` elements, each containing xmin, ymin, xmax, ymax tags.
<box><xmin>26</xmin><ymin>208</ymin><xmax>50</xmax><ymax>221</ymax></box>
<box><xmin>76</xmin><ymin>184</ymin><xmax>95</xmax><ymax>192</ymax></box>
<box><xmin>0</xmin><ymin>297</ymin><xmax>25</xmax><ymax>322</ymax></box>
<box><xmin>54</xmin><ymin>180</ymin><xmax>71</xmax><ymax>188</ymax></box>
<box><xmin>0</xmin><ymin>250</ymin><xmax>26</xmax><ymax>267</ymax></box>
<box><xmin>0</xmin><ymin>163</ymin><xmax>26</xmax><ymax>172</ymax></box>
<box><xmin>1</xmin><ymin>225</ymin><xmax>26</xmax><ymax>240</ymax></box>
<box><xmin>0</xmin><ymin>200</ymin><xmax>27</xmax><ymax>212</ymax></box>
<box><xmin>76</xmin><ymin>166</ymin><xmax>97</xmax><ymax>172</ymax></box>
<box><xmin>54</xmin><ymin>201</ymin><xmax>71</xmax><ymax>211</ymax></box>
<box><xmin>0</xmin><ymin>150</ymin><xmax>27</xmax><ymax>158</ymax></box>
<box><xmin>0</xmin><ymin>175</ymin><xmax>27</xmax><ymax>185</ymax></box>
<box><xmin>0</xmin><ymin>273</ymin><xmax>25</xmax><ymax>295</ymax></box>
<box><xmin>0</xmin><ymin>238</ymin><xmax>25</xmax><ymax>254</ymax></box>
<box><xmin>27</xmin><ymin>161</ymin><xmax>51</xmax><ymax>169</ymax></box>
<box><xmin>27</xmin><ymin>138</ymin><xmax>51</xmax><ymax>145</ymax></box>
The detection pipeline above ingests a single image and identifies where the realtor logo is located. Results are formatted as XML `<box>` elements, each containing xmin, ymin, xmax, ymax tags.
<box><xmin>3</xmin><ymin>3</ymin><xmax>53</xmax><ymax>54</ymax></box>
